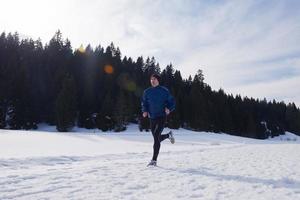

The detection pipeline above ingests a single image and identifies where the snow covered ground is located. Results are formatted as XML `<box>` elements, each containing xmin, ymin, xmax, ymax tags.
<box><xmin>0</xmin><ymin>124</ymin><xmax>300</xmax><ymax>200</ymax></box>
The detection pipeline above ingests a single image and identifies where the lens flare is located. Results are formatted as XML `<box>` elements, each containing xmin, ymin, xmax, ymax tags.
<box><xmin>104</xmin><ymin>65</ymin><xmax>114</xmax><ymax>74</ymax></box>
<box><xmin>126</xmin><ymin>81</ymin><xmax>136</xmax><ymax>92</ymax></box>
<box><xmin>78</xmin><ymin>44</ymin><xmax>85</xmax><ymax>53</ymax></box>
<box><xmin>117</xmin><ymin>73</ymin><xmax>138</xmax><ymax>92</ymax></box>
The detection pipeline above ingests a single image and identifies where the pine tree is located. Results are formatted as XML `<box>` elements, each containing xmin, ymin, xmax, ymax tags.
<box><xmin>55</xmin><ymin>75</ymin><xmax>77</xmax><ymax>132</ymax></box>
<box><xmin>1</xmin><ymin>30</ymin><xmax>300</xmax><ymax>138</ymax></box>
<box><xmin>6</xmin><ymin>100</ymin><xmax>20</xmax><ymax>129</ymax></box>
<box><xmin>0</xmin><ymin>101</ymin><xmax>6</xmax><ymax>128</ymax></box>
<box><xmin>286</xmin><ymin>103</ymin><xmax>300</xmax><ymax>135</ymax></box>
<box><xmin>98</xmin><ymin>92</ymin><xmax>114</xmax><ymax>131</ymax></box>
<box><xmin>113</xmin><ymin>90</ymin><xmax>130</xmax><ymax>132</ymax></box>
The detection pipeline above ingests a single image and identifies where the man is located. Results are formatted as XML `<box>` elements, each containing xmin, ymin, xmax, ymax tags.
<box><xmin>141</xmin><ymin>73</ymin><xmax>176</xmax><ymax>167</ymax></box>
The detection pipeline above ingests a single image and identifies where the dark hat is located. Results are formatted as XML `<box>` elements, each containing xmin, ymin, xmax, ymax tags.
<box><xmin>150</xmin><ymin>73</ymin><xmax>161</xmax><ymax>82</ymax></box>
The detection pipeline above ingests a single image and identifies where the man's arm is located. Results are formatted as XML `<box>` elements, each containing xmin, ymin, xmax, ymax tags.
<box><xmin>166</xmin><ymin>90</ymin><xmax>175</xmax><ymax>114</ymax></box>
<box><xmin>141</xmin><ymin>91</ymin><xmax>149</xmax><ymax>117</ymax></box>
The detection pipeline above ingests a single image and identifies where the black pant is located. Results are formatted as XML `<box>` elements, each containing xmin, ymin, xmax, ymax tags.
<box><xmin>150</xmin><ymin>117</ymin><xmax>169</xmax><ymax>161</ymax></box>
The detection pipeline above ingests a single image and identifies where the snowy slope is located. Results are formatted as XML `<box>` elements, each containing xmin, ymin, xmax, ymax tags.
<box><xmin>0</xmin><ymin>125</ymin><xmax>300</xmax><ymax>200</ymax></box>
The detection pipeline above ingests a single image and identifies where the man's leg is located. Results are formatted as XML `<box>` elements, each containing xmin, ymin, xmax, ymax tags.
<box><xmin>159</xmin><ymin>117</ymin><xmax>169</xmax><ymax>142</ymax></box>
<box><xmin>151</xmin><ymin>117</ymin><xmax>168</xmax><ymax>161</ymax></box>
<box><xmin>150</xmin><ymin>118</ymin><xmax>160</xmax><ymax>161</ymax></box>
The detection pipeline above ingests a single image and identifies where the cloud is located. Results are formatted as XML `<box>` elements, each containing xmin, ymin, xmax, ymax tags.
<box><xmin>0</xmin><ymin>0</ymin><xmax>300</xmax><ymax>106</ymax></box>
<box><xmin>227</xmin><ymin>75</ymin><xmax>300</xmax><ymax>106</ymax></box>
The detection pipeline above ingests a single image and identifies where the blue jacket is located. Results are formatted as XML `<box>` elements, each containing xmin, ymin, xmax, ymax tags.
<box><xmin>141</xmin><ymin>85</ymin><xmax>175</xmax><ymax>119</ymax></box>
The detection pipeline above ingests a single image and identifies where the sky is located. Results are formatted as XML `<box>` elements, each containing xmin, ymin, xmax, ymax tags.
<box><xmin>1</xmin><ymin>0</ymin><xmax>300</xmax><ymax>106</ymax></box>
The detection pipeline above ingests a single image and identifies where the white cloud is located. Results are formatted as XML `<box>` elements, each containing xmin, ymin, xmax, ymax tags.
<box><xmin>227</xmin><ymin>75</ymin><xmax>300</xmax><ymax>106</ymax></box>
<box><xmin>0</xmin><ymin>0</ymin><xmax>300</xmax><ymax>106</ymax></box>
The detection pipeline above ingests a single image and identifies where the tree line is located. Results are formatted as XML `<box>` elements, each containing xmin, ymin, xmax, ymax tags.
<box><xmin>0</xmin><ymin>31</ymin><xmax>300</xmax><ymax>139</ymax></box>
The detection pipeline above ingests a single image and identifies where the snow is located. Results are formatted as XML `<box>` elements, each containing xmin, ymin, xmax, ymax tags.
<box><xmin>1</xmin><ymin>124</ymin><xmax>300</xmax><ymax>200</ymax></box>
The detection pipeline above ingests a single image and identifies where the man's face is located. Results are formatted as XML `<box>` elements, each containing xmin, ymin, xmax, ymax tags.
<box><xmin>150</xmin><ymin>77</ymin><xmax>159</xmax><ymax>87</ymax></box>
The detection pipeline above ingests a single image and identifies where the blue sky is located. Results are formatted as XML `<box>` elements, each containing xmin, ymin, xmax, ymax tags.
<box><xmin>1</xmin><ymin>0</ymin><xmax>300</xmax><ymax>106</ymax></box>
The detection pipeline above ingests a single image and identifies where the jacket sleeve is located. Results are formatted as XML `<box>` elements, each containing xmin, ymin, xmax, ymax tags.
<box><xmin>141</xmin><ymin>91</ymin><xmax>149</xmax><ymax>113</ymax></box>
<box><xmin>166</xmin><ymin>90</ymin><xmax>175</xmax><ymax>112</ymax></box>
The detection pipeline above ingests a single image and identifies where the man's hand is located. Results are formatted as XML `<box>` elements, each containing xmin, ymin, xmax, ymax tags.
<box><xmin>165</xmin><ymin>108</ymin><xmax>170</xmax><ymax>115</ymax></box>
<box><xmin>142</xmin><ymin>112</ymin><xmax>148</xmax><ymax>118</ymax></box>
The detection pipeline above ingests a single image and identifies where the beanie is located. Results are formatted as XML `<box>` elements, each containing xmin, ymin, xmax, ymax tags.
<box><xmin>150</xmin><ymin>73</ymin><xmax>161</xmax><ymax>83</ymax></box>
